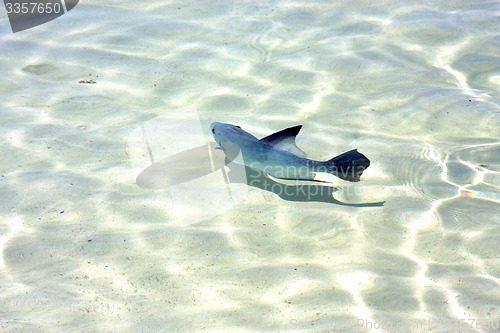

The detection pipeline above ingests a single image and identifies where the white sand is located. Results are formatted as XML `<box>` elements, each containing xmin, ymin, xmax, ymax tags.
<box><xmin>0</xmin><ymin>0</ymin><xmax>499</xmax><ymax>332</ymax></box>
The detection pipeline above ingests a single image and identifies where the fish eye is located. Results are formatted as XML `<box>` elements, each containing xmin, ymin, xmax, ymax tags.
<box><xmin>236</xmin><ymin>126</ymin><xmax>241</xmax><ymax>128</ymax></box>
<box><xmin>211</xmin><ymin>129</ymin><xmax>215</xmax><ymax>134</ymax></box>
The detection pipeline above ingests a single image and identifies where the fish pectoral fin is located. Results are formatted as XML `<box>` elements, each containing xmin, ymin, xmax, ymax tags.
<box><xmin>259</xmin><ymin>125</ymin><xmax>307</xmax><ymax>158</ymax></box>
<box><xmin>266</xmin><ymin>173</ymin><xmax>332</xmax><ymax>184</ymax></box>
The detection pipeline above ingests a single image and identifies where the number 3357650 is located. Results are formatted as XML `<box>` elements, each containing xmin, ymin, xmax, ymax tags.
<box><xmin>5</xmin><ymin>2</ymin><xmax>62</xmax><ymax>14</ymax></box>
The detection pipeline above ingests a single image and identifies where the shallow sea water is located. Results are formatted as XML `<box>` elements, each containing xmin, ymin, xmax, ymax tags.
<box><xmin>0</xmin><ymin>0</ymin><xmax>499</xmax><ymax>332</ymax></box>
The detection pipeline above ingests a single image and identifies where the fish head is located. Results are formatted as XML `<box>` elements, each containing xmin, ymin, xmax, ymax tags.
<box><xmin>210</xmin><ymin>122</ymin><xmax>245</xmax><ymax>160</ymax></box>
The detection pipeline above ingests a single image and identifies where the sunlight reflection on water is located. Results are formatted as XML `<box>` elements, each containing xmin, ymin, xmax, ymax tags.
<box><xmin>0</xmin><ymin>0</ymin><xmax>499</xmax><ymax>331</ymax></box>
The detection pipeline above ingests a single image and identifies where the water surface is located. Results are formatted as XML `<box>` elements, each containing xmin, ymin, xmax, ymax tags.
<box><xmin>0</xmin><ymin>0</ymin><xmax>499</xmax><ymax>332</ymax></box>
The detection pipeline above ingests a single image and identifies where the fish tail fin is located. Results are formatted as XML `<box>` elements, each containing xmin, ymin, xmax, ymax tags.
<box><xmin>321</xmin><ymin>149</ymin><xmax>370</xmax><ymax>182</ymax></box>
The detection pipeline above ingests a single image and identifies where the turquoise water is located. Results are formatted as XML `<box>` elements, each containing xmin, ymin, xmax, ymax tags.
<box><xmin>0</xmin><ymin>1</ymin><xmax>499</xmax><ymax>332</ymax></box>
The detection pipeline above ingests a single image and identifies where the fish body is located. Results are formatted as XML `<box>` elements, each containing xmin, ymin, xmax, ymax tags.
<box><xmin>210</xmin><ymin>122</ymin><xmax>370</xmax><ymax>182</ymax></box>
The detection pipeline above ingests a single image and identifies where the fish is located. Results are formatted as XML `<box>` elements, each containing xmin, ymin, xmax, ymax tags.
<box><xmin>210</xmin><ymin>122</ymin><xmax>370</xmax><ymax>182</ymax></box>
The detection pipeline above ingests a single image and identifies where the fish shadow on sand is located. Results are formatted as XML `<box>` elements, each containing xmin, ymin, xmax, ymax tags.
<box><xmin>223</xmin><ymin>159</ymin><xmax>384</xmax><ymax>207</ymax></box>
<box><xmin>136</xmin><ymin>142</ymin><xmax>384</xmax><ymax>207</ymax></box>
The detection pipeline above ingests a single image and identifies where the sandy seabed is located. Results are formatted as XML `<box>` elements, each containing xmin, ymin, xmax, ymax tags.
<box><xmin>0</xmin><ymin>0</ymin><xmax>499</xmax><ymax>332</ymax></box>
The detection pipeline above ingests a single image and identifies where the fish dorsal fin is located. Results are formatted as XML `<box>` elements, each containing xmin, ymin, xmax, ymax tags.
<box><xmin>259</xmin><ymin>125</ymin><xmax>307</xmax><ymax>158</ymax></box>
